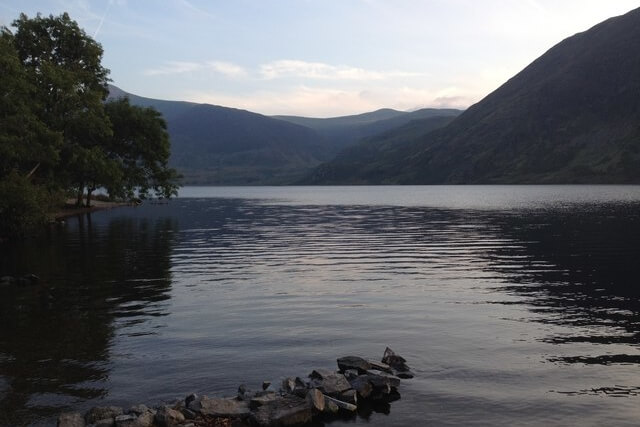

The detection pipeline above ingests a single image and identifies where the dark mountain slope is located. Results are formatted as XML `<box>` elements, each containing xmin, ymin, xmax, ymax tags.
<box><xmin>303</xmin><ymin>115</ymin><xmax>457</xmax><ymax>184</ymax></box>
<box><xmin>108</xmin><ymin>86</ymin><xmax>328</xmax><ymax>184</ymax></box>
<box><xmin>276</xmin><ymin>108</ymin><xmax>461</xmax><ymax>153</ymax></box>
<box><xmin>313</xmin><ymin>7</ymin><xmax>640</xmax><ymax>184</ymax></box>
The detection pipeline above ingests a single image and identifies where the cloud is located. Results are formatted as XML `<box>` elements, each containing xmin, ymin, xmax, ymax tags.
<box><xmin>259</xmin><ymin>60</ymin><xmax>422</xmax><ymax>81</ymax></box>
<box><xmin>144</xmin><ymin>61</ymin><xmax>202</xmax><ymax>76</ymax></box>
<box><xmin>206</xmin><ymin>61</ymin><xmax>248</xmax><ymax>78</ymax></box>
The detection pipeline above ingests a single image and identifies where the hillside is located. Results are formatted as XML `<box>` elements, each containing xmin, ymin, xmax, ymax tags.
<box><xmin>108</xmin><ymin>87</ymin><xmax>328</xmax><ymax>184</ymax></box>
<box><xmin>310</xmin><ymin>7</ymin><xmax>640</xmax><ymax>184</ymax></box>
<box><xmin>276</xmin><ymin>108</ymin><xmax>460</xmax><ymax>154</ymax></box>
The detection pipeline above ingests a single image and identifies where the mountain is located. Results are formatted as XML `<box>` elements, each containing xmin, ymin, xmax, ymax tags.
<box><xmin>309</xmin><ymin>7</ymin><xmax>640</xmax><ymax>184</ymax></box>
<box><xmin>108</xmin><ymin>86</ymin><xmax>328</xmax><ymax>184</ymax></box>
<box><xmin>276</xmin><ymin>108</ymin><xmax>461</xmax><ymax>154</ymax></box>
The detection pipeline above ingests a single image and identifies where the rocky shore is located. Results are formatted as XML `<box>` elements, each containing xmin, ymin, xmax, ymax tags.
<box><xmin>57</xmin><ymin>347</ymin><xmax>413</xmax><ymax>427</ymax></box>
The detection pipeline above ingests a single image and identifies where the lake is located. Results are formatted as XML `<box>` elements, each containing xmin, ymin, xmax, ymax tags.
<box><xmin>2</xmin><ymin>185</ymin><xmax>640</xmax><ymax>426</ymax></box>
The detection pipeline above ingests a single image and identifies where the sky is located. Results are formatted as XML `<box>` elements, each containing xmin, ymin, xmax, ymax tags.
<box><xmin>1</xmin><ymin>1</ymin><xmax>638</xmax><ymax>117</ymax></box>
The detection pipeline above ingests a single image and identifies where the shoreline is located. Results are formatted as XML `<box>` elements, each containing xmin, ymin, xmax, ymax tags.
<box><xmin>50</xmin><ymin>200</ymin><xmax>133</xmax><ymax>221</ymax></box>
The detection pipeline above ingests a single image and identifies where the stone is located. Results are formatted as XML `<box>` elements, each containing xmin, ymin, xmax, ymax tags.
<box><xmin>281</xmin><ymin>377</ymin><xmax>296</xmax><ymax>394</ymax></box>
<box><xmin>343</xmin><ymin>369</ymin><xmax>359</xmax><ymax>380</ymax></box>
<box><xmin>250</xmin><ymin>394</ymin><xmax>312</xmax><ymax>427</ymax></box>
<box><xmin>337</xmin><ymin>356</ymin><xmax>372</xmax><ymax>374</ymax></box>
<box><xmin>324</xmin><ymin>400</ymin><xmax>339</xmax><ymax>414</ymax></box>
<box><xmin>349</xmin><ymin>376</ymin><xmax>373</xmax><ymax>399</ymax></box>
<box><xmin>305</xmin><ymin>389</ymin><xmax>325</xmax><ymax>412</ymax></box>
<box><xmin>85</xmin><ymin>407</ymin><xmax>123</xmax><ymax>424</ymax></box>
<box><xmin>308</xmin><ymin>368</ymin><xmax>334</xmax><ymax>380</ymax></box>
<box><xmin>184</xmin><ymin>393</ymin><xmax>198</xmax><ymax>407</ymax></box>
<box><xmin>237</xmin><ymin>384</ymin><xmax>253</xmax><ymax>400</ymax></box>
<box><xmin>365</xmin><ymin>372</ymin><xmax>401</xmax><ymax>389</ymax></box>
<box><xmin>125</xmin><ymin>412</ymin><xmax>154</xmax><ymax>427</ymax></box>
<box><xmin>154</xmin><ymin>406</ymin><xmax>185</xmax><ymax>427</ymax></box>
<box><xmin>395</xmin><ymin>370</ymin><xmax>414</xmax><ymax>379</ymax></box>
<box><xmin>249</xmin><ymin>392</ymin><xmax>279</xmax><ymax>409</ymax></box>
<box><xmin>57</xmin><ymin>412</ymin><xmax>85</xmax><ymax>427</ymax></box>
<box><xmin>114</xmin><ymin>414</ymin><xmax>136</xmax><ymax>427</ymax></box>
<box><xmin>323</xmin><ymin>395</ymin><xmax>357</xmax><ymax>412</ymax></box>
<box><xmin>262</xmin><ymin>381</ymin><xmax>271</xmax><ymax>390</ymax></box>
<box><xmin>381</xmin><ymin>347</ymin><xmax>411</xmax><ymax>373</ymax></box>
<box><xmin>0</xmin><ymin>276</ymin><xmax>15</xmax><ymax>287</ymax></box>
<box><xmin>281</xmin><ymin>377</ymin><xmax>307</xmax><ymax>397</ymax></box>
<box><xmin>309</xmin><ymin>372</ymin><xmax>351</xmax><ymax>396</ymax></box>
<box><xmin>126</xmin><ymin>404</ymin><xmax>150</xmax><ymax>416</ymax></box>
<box><xmin>338</xmin><ymin>389</ymin><xmax>358</xmax><ymax>405</ymax></box>
<box><xmin>90</xmin><ymin>419</ymin><xmax>115</xmax><ymax>427</ymax></box>
<box><xmin>189</xmin><ymin>396</ymin><xmax>250</xmax><ymax>418</ymax></box>
<box><xmin>180</xmin><ymin>407</ymin><xmax>197</xmax><ymax>420</ymax></box>
<box><xmin>367</xmin><ymin>360</ymin><xmax>394</xmax><ymax>374</ymax></box>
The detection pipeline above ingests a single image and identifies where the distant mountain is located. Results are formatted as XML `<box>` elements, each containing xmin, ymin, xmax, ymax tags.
<box><xmin>108</xmin><ymin>86</ymin><xmax>461</xmax><ymax>184</ymax></box>
<box><xmin>275</xmin><ymin>108</ymin><xmax>461</xmax><ymax>154</ymax></box>
<box><xmin>108</xmin><ymin>86</ymin><xmax>328</xmax><ymax>184</ymax></box>
<box><xmin>309</xmin><ymin>7</ymin><xmax>640</xmax><ymax>184</ymax></box>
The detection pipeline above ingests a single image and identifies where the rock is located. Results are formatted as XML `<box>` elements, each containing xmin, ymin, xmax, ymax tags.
<box><xmin>381</xmin><ymin>347</ymin><xmax>411</xmax><ymax>373</ymax></box>
<box><xmin>90</xmin><ymin>419</ymin><xmax>115</xmax><ymax>427</ymax></box>
<box><xmin>154</xmin><ymin>406</ymin><xmax>185</xmax><ymax>427</ymax></box>
<box><xmin>337</xmin><ymin>356</ymin><xmax>372</xmax><ymax>374</ymax></box>
<box><xmin>343</xmin><ymin>369</ymin><xmax>359</xmax><ymax>380</ymax></box>
<box><xmin>365</xmin><ymin>372</ymin><xmax>401</xmax><ymax>390</ymax></box>
<box><xmin>249</xmin><ymin>392</ymin><xmax>279</xmax><ymax>409</ymax></box>
<box><xmin>0</xmin><ymin>276</ymin><xmax>15</xmax><ymax>287</ymax></box>
<box><xmin>114</xmin><ymin>414</ymin><xmax>136</xmax><ymax>426</ymax></box>
<box><xmin>324</xmin><ymin>399</ymin><xmax>339</xmax><ymax>414</ymax></box>
<box><xmin>262</xmin><ymin>381</ymin><xmax>271</xmax><ymax>390</ymax></box>
<box><xmin>395</xmin><ymin>370</ymin><xmax>414</xmax><ymax>379</ymax></box>
<box><xmin>323</xmin><ymin>395</ymin><xmax>357</xmax><ymax>412</ymax></box>
<box><xmin>281</xmin><ymin>377</ymin><xmax>296</xmax><ymax>394</ymax></box>
<box><xmin>126</xmin><ymin>404</ymin><xmax>150</xmax><ymax>416</ymax></box>
<box><xmin>17</xmin><ymin>273</ymin><xmax>39</xmax><ymax>286</ymax></box>
<box><xmin>85</xmin><ymin>407</ymin><xmax>123</xmax><ymax>424</ymax></box>
<box><xmin>338</xmin><ymin>389</ymin><xmax>358</xmax><ymax>405</ymax></box>
<box><xmin>124</xmin><ymin>412</ymin><xmax>154</xmax><ymax>427</ymax></box>
<box><xmin>309</xmin><ymin>372</ymin><xmax>351</xmax><ymax>396</ymax></box>
<box><xmin>349</xmin><ymin>376</ymin><xmax>373</xmax><ymax>399</ymax></box>
<box><xmin>237</xmin><ymin>384</ymin><xmax>252</xmax><ymax>400</ymax></box>
<box><xmin>184</xmin><ymin>393</ymin><xmax>198</xmax><ymax>407</ymax></box>
<box><xmin>367</xmin><ymin>360</ymin><xmax>394</xmax><ymax>374</ymax></box>
<box><xmin>308</xmin><ymin>368</ymin><xmax>333</xmax><ymax>380</ymax></box>
<box><xmin>180</xmin><ymin>407</ymin><xmax>197</xmax><ymax>420</ymax></box>
<box><xmin>305</xmin><ymin>389</ymin><xmax>325</xmax><ymax>412</ymax></box>
<box><xmin>188</xmin><ymin>396</ymin><xmax>250</xmax><ymax>418</ymax></box>
<box><xmin>57</xmin><ymin>412</ymin><xmax>85</xmax><ymax>427</ymax></box>
<box><xmin>281</xmin><ymin>377</ymin><xmax>307</xmax><ymax>397</ymax></box>
<box><xmin>250</xmin><ymin>394</ymin><xmax>313</xmax><ymax>427</ymax></box>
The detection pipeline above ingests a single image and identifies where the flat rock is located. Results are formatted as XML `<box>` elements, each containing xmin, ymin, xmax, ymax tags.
<box><xmin>250</xmin><ymin>395</ymin><xmax>313</xmax><ymax>427</ymax></box>
<box><xmin>337</xmin><ymin>356</ymin><xmax>371</xmax><ymax>374</ymax></box>
<box><xmin>57</xmin><ymin>412</ymin><xmax>85</xmax><ymax>427</ymax></box>
<box><xmin>189</xmin><ymin>396</ymin><xmax>250</xmax><ymax>418</ymax></box>
<box><xmin>250</xmin><ymin>392</ymin><xmax>279</xmax><ymax>409</ymax></box>
<box><xmin>85</xmin><ymin>407</ymin><xmax>123</xmax><ymax>424</ymax></box>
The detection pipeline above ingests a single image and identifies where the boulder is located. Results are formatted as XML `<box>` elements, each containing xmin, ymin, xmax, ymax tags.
<box><xmin>57</xmin><ymin>412</ymin><xmax>85</xmax><ymax>427</ymax></box>
<box><xmin>154</xmin><ymin>406</ymin><xmax>185</xmax><ymax>427</ymax></box>
<box><xmin>381</xmin><ymin>347</ymin><xmax>411</xmax><ymax>372</ymax></box>
<box><xmin>250</xmin><ymin>394</ymin><xmax>313</xmax><ymax>426</ymax></box>
<box><xmin>305</xmin><ymin>389</ymin><xmax>325</xmax><ymax>412</ymax></box>
<box><xmin>188</xmin><ymin>396</ymin><xmax>250</xmax><ymax>418</ymax></box>
<box><xmin>281</xmin><ymin>377</ymin><xmax>307</xmax><ymax>397</ymax></box>
<box><xmin>338</xmin><ymin>389</ymin><xmax>358</xmax><ymax>405</ymax></box>
<box><xmin>367</xmin><ymin>360</ymin><xmax>393</xmax><ymax>374</ymax></box>
<box><xmin>114</xmin><ymin>414</ymin><xmax>136</xmax><ymax>427</ymax></box>
<box><xmin>249</xmin><ymin>392</ymin><xmax>279</xmax><ymax>409</ymax></box>
<box><xmin>262</xmin><ymin>381</ymin><xmax>271</xmax><ymax>391</ymax></box>
<box><xmin>324</xmin><ymin>399</ymin><xmax>339</xmax><ymax>414</ymax></box>
<box><xmin>184</xmin><ymin>393</ymin><xmax>198</xmax><ymax>407</ymax></box>
<box><xmin>309</xmin><ymin>372</ymin><xmax>351</xmax><ymax>396</ymax></box>
<box><xmin>323</xmin><ymin>395</ymin><xmax>357</xmax><ymax>412</ymax></box>
<box><xmin>337</xmin><ymin>356</ymin><xmax>371</xmax><ymax>374</ymax></box>
<box><xmin>85</xmin><ymin>407</ymin><xmax>123</xmax><ymax>424</ymax></box>
<box><xmin>90</xmin><ymin>419</ymin><xmax>116</xmax><ymax>427</ymax></box>
<box><xmin>126</xmin><ymin>404</ymin><xmax>151</xmax><ymax>416</ymax></box>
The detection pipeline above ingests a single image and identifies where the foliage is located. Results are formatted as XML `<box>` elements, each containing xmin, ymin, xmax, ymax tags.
<box><xmin>0</xmin><ymin>172</ymin><xmax>48</xmax><ymax>238</ymax></box>
<box><xmin>0</xmin><ymin>12</ymin><xmax>181</xmax><ymax>237</ymax></box>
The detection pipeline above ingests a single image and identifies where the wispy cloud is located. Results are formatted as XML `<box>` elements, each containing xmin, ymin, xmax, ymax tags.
<box><xmin>206</xmin><ymin>61</ymin><xmax>248</xmax><ymax>78</ymax></box>
<box><xmin>144</xmin><ymin>61</ymin><xmax>202</xmax><ymax>76</ymax></box>
<box><xmin>259</xmin><ymin>60</ymin><xmax>422</xmax><ymax>81</ymax></box>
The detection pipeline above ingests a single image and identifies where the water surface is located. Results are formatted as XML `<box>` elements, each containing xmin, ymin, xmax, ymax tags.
<box><xmin>2</xmin><ymin>186</ymin><xmax>640</xmax><ymax>426</ymax></box>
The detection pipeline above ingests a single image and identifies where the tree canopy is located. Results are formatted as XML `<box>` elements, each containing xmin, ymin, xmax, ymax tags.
<box><xmin>0</xmin><ymin>13</ymin><xmax>180</xmax><ymax>238</ymax></box>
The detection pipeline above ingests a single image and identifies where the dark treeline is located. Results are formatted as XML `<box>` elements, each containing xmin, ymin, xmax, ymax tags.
<box><xmin>0</xmin><ymin>12</ymin><xmax>180</xmax><ymax>237</ymax></box>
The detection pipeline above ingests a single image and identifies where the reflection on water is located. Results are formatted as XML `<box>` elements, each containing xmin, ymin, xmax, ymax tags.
<box><xmin>0</xmin><ymin>213</ymin><xmax>177</xmax><ymax>425</ymax></box>
<box><xmin>1</xmin><ymin>186</ymin><xmax>640</xmax><ymax>426</ymax></box>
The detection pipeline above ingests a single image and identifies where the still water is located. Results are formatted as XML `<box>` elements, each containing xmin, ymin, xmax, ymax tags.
<box><xmin>2</xmin><ymin>186</ymin><xmax>640</xmax><ymax>426</ymax></box>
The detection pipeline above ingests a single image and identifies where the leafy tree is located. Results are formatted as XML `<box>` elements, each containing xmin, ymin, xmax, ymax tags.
<box><xmin>104</xmin><ymin>98</ymin><xmax>181</xmax><ymax>201</ymax></box>
<box><xmin>11</xmin><ymin>12</ymin><xmax>112</xmax><ymax>204</ymax></box>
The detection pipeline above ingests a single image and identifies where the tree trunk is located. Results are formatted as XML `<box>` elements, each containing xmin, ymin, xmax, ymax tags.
<box><xmin>76</xmin><ymin>182</ymin><xmax>84</xmax><ymax>207</ymax></box>
<box><xmin>86</xmin><ymin>186</ymin><xmax>94</xmax><ymax>207</ymax></box>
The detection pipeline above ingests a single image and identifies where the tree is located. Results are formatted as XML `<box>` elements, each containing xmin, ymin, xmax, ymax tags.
<box><xmin>11</xmin><ymin>12</ymin><xmax>112</xmax><ymax>205</ymax></box>
<box><xmin>104</xmin><ymin>98</ymin><xmax>180</xmax><ymax>202</ymax></box>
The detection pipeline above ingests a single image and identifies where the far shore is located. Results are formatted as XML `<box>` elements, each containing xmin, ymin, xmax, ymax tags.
<box><xmin>50</xmin><ymin>199</ymin><xmax>134</xmax><ymax>221</ymax></box>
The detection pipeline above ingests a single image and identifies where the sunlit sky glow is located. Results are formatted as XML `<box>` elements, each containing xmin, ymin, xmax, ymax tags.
<box><xmin>1</xmin><ymin>1</ymin><xmax>638</xmax><ymax>117</ymax></box>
